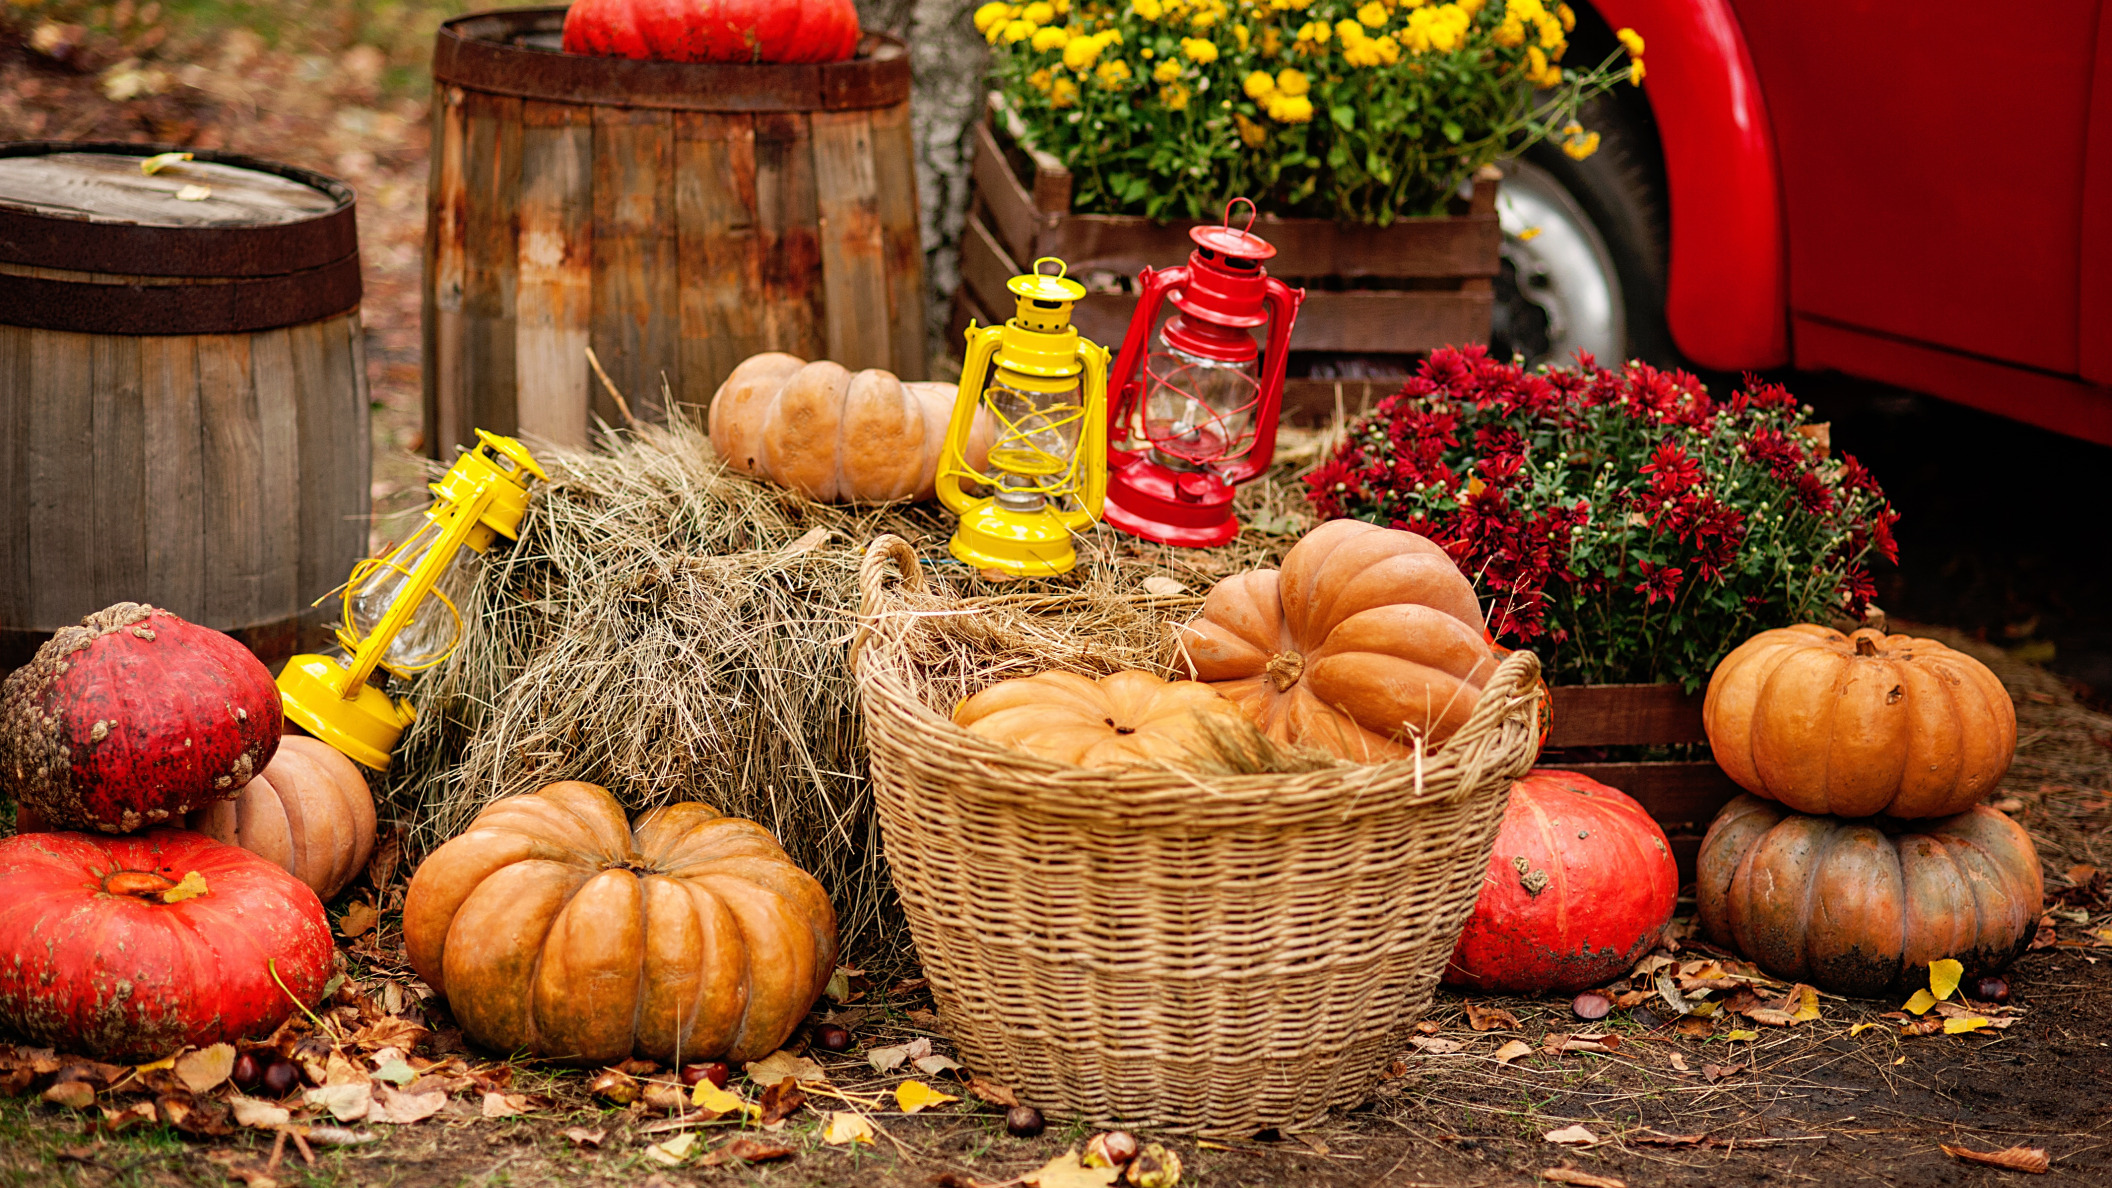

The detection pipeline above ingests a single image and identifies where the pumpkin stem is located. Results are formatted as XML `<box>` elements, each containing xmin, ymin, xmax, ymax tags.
<box><xmin>103</xmin><ymin>870</ymin><xmax>175</xmax><ymax>898</ymax></box>
<box><xmin>1854</xmin><ymin>635</ymin><xmax>1878</xmax><ymax>657</ymax></box>
<box><xmin>1265</xmin><ymin>651</ymin><xmax>1306</xmax><ymax>692</ymax></box>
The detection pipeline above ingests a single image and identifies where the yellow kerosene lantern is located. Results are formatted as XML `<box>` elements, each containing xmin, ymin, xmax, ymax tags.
<box><xmin>936</xmin><ymin>258</ymin><xmax>1110</xmax><ymax>577</ymax></box>
<box><xmin>278</xmin><ymin>430</ymin><xmax>546</xmax><ymax>769</ymax></box>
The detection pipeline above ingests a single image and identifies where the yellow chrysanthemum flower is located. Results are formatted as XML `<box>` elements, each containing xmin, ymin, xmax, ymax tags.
<box><xmin>1335</xmin><ymin>18</ymin><xmax>1363</xmax><ymax>42</ymax></box>
<box><xmin>1562</xmin><ymin>128</ymin><xmax>1600</xmax><ymax>159</ymax></box>
<box><xmin>1182</xmin><ymin>36</ymin><xmax>1219</xmax><ymax>61</ymax></box>
<box><xmin>1162</xmin><ymin>82</ymin><xmax>1192</xmax><ymax>109</ymax></box>
<box><xmin>1235</xmin><ymin>112</ymin><xmax>1269</xmax><ymax>146</ymax></box>
<box><xmin>1023</xmin><ymin>1</ymin><xmax>1056</xmax><ymax>22</ymax></box>
<box><xmin>1243</xmin><ymin>69</ymin><xmax>1276</xmax><ymax>97</ymax></box>
<box><xmin>1261</xmin><ymin>24</ymin><xmax>1282</xmax><ymax>53</ymax></box>
<box><xmin>1051</xmin><ymin>76</ymin><xmax>1080</xmax><ymax>106</ymax></box>
<box><xmin>1153</xmin><ymin>57</ymin><xmax>1183</xmax><ymax>81</ymax></box>
<box><xmin>1493</xmin><ymin>14</ymin><xmax>1524</xmax><ymax>46</ymax></box>
<box><xmin>1132</xmin><ymin>0</ymin><xmax>1163</xmax><ymax>18</ymax></box>
<box><xmin>1062</xmin><ymin>34</ymin><xmax>1102</xmax><ymax>69</ymax></box>
<box><xmin>1095</xmin><ymin>57</ymin><xmax>1133</xmax><ymax>87</ymax></box>
<box><xmin>1232</xmin><ymin>22</ymin><xmax>1249</xmax><ymax>47</ymax></box>
<box><xmin>1003</xmin><ymin>19</ymin><xmax>1036</xmax><ymax>42</ymax></box>
<box><xmin>1032</xmin><ymin>25</ymin><xmax>1070</xmax><ymax>49</ymax></box>
<box><xmin>973</xmin><ymin>1</ymin><xmax>1012</xmax><ymax>34</ymax></box>
<box><xmin>1266</xmin><ymin>92</ymin><xmax>1314</xmax><ymax>122</ymax></box>
<box><xmin>1357</xmin><ymin>1</ymin><xmax>1387</xmax><ymax>26</ymax></box>
<box><xmin>1527</xmin><ymin>46</ymin><xmax>1547</xmax><ymax>76</ymax></box>
<box><xmin>1275</xmin><ymin>67</ymin><xmax>1310</xmax><ymax>95</ymax></box>
<box><xmin>1373</xmin><ymin>33</ymin><xmax>1400</xmax><ymax>63</ymax></box>
<box><xmin>1028</xmin><ymin>67</ymin><xmax>1053</xmax><ymax>90</ymax></box>
<box><xmin>1629</xmin><ymin>58</ymin><xmax>1645</xmax><ymax>83</ymax></box>
<box><xmin>1616</xmin><ymin>26</ymin><xmax>1644</xmax><ymax>57</ymax></box>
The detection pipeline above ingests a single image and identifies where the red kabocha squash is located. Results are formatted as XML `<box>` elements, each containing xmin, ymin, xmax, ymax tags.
<box><xmin>562</xmin><ymin>0</ymin><xmax>860</xmax><ymax>64</ymax></box>
<box><xmin>188</xmin><ymin>735</ymin><xmax>378</xmax><ymax>902</ymax></box>
<box><xmin>0</xmin><ymin>829</ymin><xmax>333</xmax><ymax>1061</ymax></box>
<box><xmin>1</xmin><ymin>603</ymin><xmax>281</xmax><ymax>833</ymax></box>
<box><xmin>1444</xmin><ymin>770</ymin><xmax>1679</xmax><ymax>993</ymax></box>
<box><xmin>1703</xmin><ymin>625</ymin><xmax>2015</xmax><ymax>818</ymax></box>
<box><xmin>1696</xmin><ymin>794</ymin><xmax>2042</xmax><ymax>997</ymax></box>
<box><xmin>1178</xmin><ymin>519</ymin><xmax>1495</xmax><ymax>761</ymax></box>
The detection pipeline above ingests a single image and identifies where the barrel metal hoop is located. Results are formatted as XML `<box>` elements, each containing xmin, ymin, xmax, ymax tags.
<box><xmin>0</xmin><ymin>256</ymin><xmax>363</xmax><ymax>335</ymax></box>
<box><xmin>0</xmin><ymin>142</ymin><xmax>357</xmax><ymax>278</ymax></box>
<box><xmin>431</xmin><ymin>8</ymin><xmax>911</xmax><ymax>112</ymax></box>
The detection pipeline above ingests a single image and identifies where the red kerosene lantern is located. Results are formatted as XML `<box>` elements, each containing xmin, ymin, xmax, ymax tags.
<box><xmin>1104</xmin><ymin>198</ymin><xmax>1304</xmax><ymax>547</ymax></box>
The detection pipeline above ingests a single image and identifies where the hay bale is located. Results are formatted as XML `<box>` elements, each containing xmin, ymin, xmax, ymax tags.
<box><xmin>379</xmin><ymin>411</ymin><xmax>1319</xmax><ymax>950</ymax></box>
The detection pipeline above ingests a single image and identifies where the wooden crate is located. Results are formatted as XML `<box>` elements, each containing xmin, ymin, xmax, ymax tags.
<box><xmin>953</xmin><ymin>105</ymin><xmax>1499</xmax><ymax>424</ymax></box>
<box><xmin>1543</xmin><ymin>684</ymin><xmax>1743</xmax><ymax>882</ymax></box>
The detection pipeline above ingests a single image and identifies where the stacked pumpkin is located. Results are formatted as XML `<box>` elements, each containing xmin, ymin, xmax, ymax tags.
<box><xmin>1696</xmin><ymin>625</ymin><xmax>2041</xmax><ymax>996</ymax></box>
<box><xmin>0</xmin><ymin>604</ymin><xmax>376</xmax><ymax>1059</ymax></box>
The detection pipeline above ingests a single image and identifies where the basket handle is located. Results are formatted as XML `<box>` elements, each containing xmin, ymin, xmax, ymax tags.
<box><xmin>850</xmin><ymin>534</ymin><xmax>928</xmax><ymax>669</ymax></box>
<box><xmin>1458</xmin><ymin>646</ymin><xmax>1543</xmax><ymax>745</ymax></box>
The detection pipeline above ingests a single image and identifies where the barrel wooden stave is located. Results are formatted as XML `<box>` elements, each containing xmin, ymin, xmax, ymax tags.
<box><xmin>424</xmin><ymin>12</ymin><xmax>925</xmax><ymax>456</ymax></box>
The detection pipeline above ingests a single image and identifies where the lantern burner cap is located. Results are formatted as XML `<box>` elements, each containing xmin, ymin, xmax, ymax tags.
<box><xmin>994</xmin><ymin>488</ymin><xmax>1047</xmax><ymax>512</ymax></box>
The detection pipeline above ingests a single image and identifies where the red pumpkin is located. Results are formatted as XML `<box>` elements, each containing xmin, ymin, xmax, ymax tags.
<box><xmin>1</xmin><ymin>603</ymin><xmax>282</xmax><ymax>833</ymax></box>
<box><xmin>0</xmin><ymin>829</ymin><xmax>333</xmax><ymax>1061</ymax></box>
<box><xmin>561</xmin><ymin>0</ymin><xmax>860</xmax><ymax>64</ymax></box>
<box><xmin>1444</xmin><ymin>770</ymin><xmax>1679</xmax><ymax>993</ymax></box>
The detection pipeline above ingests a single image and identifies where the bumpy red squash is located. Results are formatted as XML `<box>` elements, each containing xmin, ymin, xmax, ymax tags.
<box><xmin>188</xmin><ymin>735</ymin><xmax>378</xmax><ymax>902</ymax></box>
<box><xmin>404</xmin><ymin>781</ymin><xmax>836</xmax><ymax>1065</ymax></box>
<box><xmin>1697</xmin><ymin>794</ymin><xmax>2042</xmax><ymax>997</ymax></box>
<box><xmin>562</xmin><ymin>0</ymin><xmax>860</xmax><ymax>64</ymax></box>
<box><xmin>1444</xmin><ymin>770</ymin><xmax>1679</xmax><ymax>993</ymax></box>
<box><xmin>1</xmin><ymin>603</ymin><xmax>282</xmax><ymax>832</ymax></box>
<box><xmin>0</xmin><ymin>829</ymin><xmax>333</xmax><ymax>1061</ymax></box>
<box><xmin>1178</xmin><ymin>519</ymin><xmax>1495</xmax><ymax>761</ymax></box>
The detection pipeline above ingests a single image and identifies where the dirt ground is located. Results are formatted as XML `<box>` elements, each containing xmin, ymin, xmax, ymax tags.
<box><xmin>4</xmin><ymin>14</ymin><xmax>2112</xmax><ymax>1188</ymax></box>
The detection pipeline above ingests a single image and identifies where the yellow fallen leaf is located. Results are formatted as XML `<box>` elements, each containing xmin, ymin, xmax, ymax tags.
<box><xmin>745</xmin><ymin>1050</ymin><xmax>826</xmax><ymax>1085</ymax></box>
<box><xmin>1791</xmin><ymin>984</ymin><xmax>1820</xmax><ymax>1022</ymax></box>
<box><xmin>162</xmin><ymin>871</ymin><xmax>210</xmax><ymax>902</ymax></box>
<box><xmin>1943</xmin><ymin>1015</ymin><xmax>1990</xmax><ymax>1035</ymax></box>
<box><xmin>1928</xmin><ymin>958</ymin><xmax>1963</xmax><ymax>1002</ymax></box>
<box><xmin>1687</xmin><ymin>1001</ymin><xmax>1718</xmax><ymax>1017</ymax></box>
<box><xmin>174</xmin><ymin>1043</ymin><xmax>236</xmax><ymax>1094</ymax></box>
<box><xmin>1848</xmin><ymin>1022</ymin><xmax>1882</xmax><ymax>1036</ymax></box>
<box><xmin>1025</xmin><ymin>1148</ymin><xmax>1119</xmax><ymax>1187</ymax></box>
<box><xmin>134</xmin><ymin>1055</ymin><xmax>176</xmax><ymax>1073</ymax></box>
<box><xmin>1724</xmin><ymin>1030</ymin><xmax>1759</xmax><ymax>1042</ymax></box>
<box><xmin>140</xmin><ymin>151</ymin><xmax>192</xmax><ymax>175</ymax></box>
<box><xmin>894</xmin><ymin>1079</ymin><xmax>957</xmax><ymax>1115</ymax></box>
<box><xmin>691</xmin><ymin>1080</ymin><xmax>748</xmax><ymax>1116</ymax></box>
<box><xmin>645</xmin><ymin>1133</ymin><xmax>696</xmax><ymax>1165</ymax></box>
<box><xmin>1902</xmin><ymin>989</ymin><xmax>1936</xmax><ymax>1015</ymax></box>
<box><xmin>822</xmin><ymin>1111</ymin><xmax>876</xmax><ymax>1145</ymax></box>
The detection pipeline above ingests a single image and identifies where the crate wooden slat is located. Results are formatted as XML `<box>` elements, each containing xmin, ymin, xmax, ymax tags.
<box><xmin>1540</xmin><ymin>682</ymin><xmax>1742</xmax><ymax>883</ymax></box>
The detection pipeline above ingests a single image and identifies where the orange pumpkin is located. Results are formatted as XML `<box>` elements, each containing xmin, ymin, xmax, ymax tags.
<box><xmin>1176</xmin><ymin>519</ymin><xmax>1495</xmax><ymax>761</ymax></box>
<box><xmin>708</xmin><ymin>353</ymin><xmax>995</xmax><ymax>503</ymax></box>
<box><xmin>1703</xmin><ymin>625</ymin><xmax>2015</xmax><ymax>818</ymax></box>
<box><xmin>187</xmin><ymin>734</ymin><xmax>377</xmax><ymax>901</ymax></box>
<box><xmin>403</xmin><ymin>781</ymin><xmax>835</xmax><ymax>1065</ymax></box>
<box><xmin>1697</xmin><ymin>794</ymin><xmax>2042</xmax><ymax>997</ymax></box>
<box><xmin>952</xmin><ymin>670</ymin><xmax>1247</xmax><ymax>769</ymax></box>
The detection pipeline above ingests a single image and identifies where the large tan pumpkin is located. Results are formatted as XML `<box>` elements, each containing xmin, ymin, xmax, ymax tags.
<box><xmin>186</xmin><ymin>734</ymin><xmax>377</xmax><ymax>902</ymax></box>
<box><xmin>1697</xmin><ymin>794</ymin><xmax>2042</xmax><ymax>997</ymax></box>
<box><xmin>708</xmin><ymin>353</ymin><xmax>995</xmax><ymax>503</ymax></box>
<box><xmin>1176</xmin><ymin>519</ymin><xmax>1496</xmax><ymax>761</ymax></box>
<box><xmin>952</xmin><ymin>670</ymin><xmax>1247</xmax><ymax>769</ymax></box>
<box><xmin>1703</xmin><ymin>625</ymin><xmax>2016</xmax><ymax>818</ymax></box>
<box><xmin>403</xmin><ymin>781</ymin><xmax>835</xmax><ymax>1065</ymax></box>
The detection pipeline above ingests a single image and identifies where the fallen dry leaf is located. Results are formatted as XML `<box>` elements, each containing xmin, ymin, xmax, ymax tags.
<box><xmin>227</xmin><ymin>1096</ymin><xmax>289</xmax><ymax>1128</ymax></box>
<box><xmin>1543</xmin><ymin>1124</ymin><xmax>1597</xmax><ymax>1145</ymax></box>
<box><xmin>304</xmin><ymin>1082</ymin><xmax>372</xmax><ymax>1123</ymax></box>
<box><xmin>1541</xmin><ymin>1166</ymin><xmax>1625</xmax><ymax>1188</ymax></box>
<box><xmin>914</xmin><ymin>1053</ymin><xmax>965</xmax><ymax>1077</ymax></box>
<box><xmin>43</xmin><ymin>1080</ymin><xmax>94</xmax><ymax>1109</ymax></box>
<box><xmin>759</xmin><ymin>1076</ymin><xmax>806</xmax><ymax>1127</ymax></box>
<box><xmin>587</xmin><ymin>1068</ymin><xmax>639</xmax><ymax>1105</ymax></box>
<box><xmin>1411</xmin><ymin>1037</ymin><xmax>1465</xmax><ymax>1055</ymax></box>
<box><xmin>1941</xmin><ymin>1143</ymin><xmax>2049</xmax><ymax>1173</ymax></box>
<box><xmin>224</xmin><ymin>1167</ymin><xmax>278</xmax><ymax>1188</ymax></box>
<box><xmin>561</xmin><ymin>1127</ymin><xmax>605</xmax><ymax>1148</ymax></box>
<box><xmin>1943</xmin><ymin>1015</ymin><xmax>1991</xmax><ymax>1035</ymax></box>
<box><xmin>1630</xmin><ymin>1130</ymin><xmax>1705</xmax><ymax>1147</ymax></box>
<box><xmin>867</xmin><ymin>1044</ymin><xmax>911</xmax><ymax>1073</ymax></box>
<box><xmin>1491</xmin><ymin>1040</ymin><xmax>1534</xmax><ymax>1065</ymax></box>
<box><xmin>1791</xmin><ymin>984</ymin><xmax>1822</xmax><ymax>1022</ymax></box>
<box><xmin>1928</xmin><ymin>958</ymin><xmax>1964</xmax><ymax>1002</ymax></box>
<box><xmin>1746</xmin><ymin>1008</ymin><xmax>1798</xmax><ymax>1027</ymax></box>
<box><xmin>700</xmin><ymin>1136</ymin><xmax>796</xmax><ymax>1166</ymax></box>
<box><xmin>1701</xmin><ymin>1062</ymin><xmax>1747</xmax><ymax>1083</ymax></box>
<box><xmin>174</xmin><ymin>1044</ymin><xmax>237</xmax><ymax>1095</ymax></box>
<box><xmin>337</xmin><ymin>901</ymin><xmax>380</xmax><ymax>939</ymax></box>
<box><xmin>1140</xmin><ymin>576</ymin><xmax>1186</xmax><ymax>596</ymax></box>
<box><xmin>1849</xmin><ymin>1021</ymin><xmax>1883</xmax><ymax>1036</ymax></box>
<box><xmin>966</xmin><ymin>1076</ymin><xmax>1018</xmax><ymax>1107</ymax></box>
<box><xmin>102</xmin><ymin>1100</ymin><xmax>157</xmax><ymax>1130</ymax></box>
<box><xmin>641</xmin><ymin>1082</ymin><xmax>689</xmax><ymax>1114</ymax></box>
<box><xmin>1465</xmin><ymin>1001</ymin><xmax>1521</xmax><ymax>1032</ymax></box>
<box><xmin>822</xmin><ymin>1111</ymin><xmax>876</xmax><ymax>1145</ymax></box>
<box><xmin>1723</xmin><ymin>1029</ymin><xmax>1760</xmax><ymax>1042</ymax></box>
<box><xmin>745</xmin><ymin>1050</ymin><xmax>826</xmax><ymax>1085</ymax></box>
<box><xmin>372</xmin><ymin>1084</ymin><xmax>446</xmax><ymax>1124</ymax></box>
<box><xmin>1903</xmin><ymin>989</ymin><xmax>1939</xmax><ymax>1015</ymax></box>
<box><xmin>643</xmin><ymin>1132</ymin><xmax>696</xmax><ymax>1166</ymax></box>
<box><xmin>480</xmin><ymin>1091</ymin><xmax>531</xmax><ymax>1118</ymax></box>
<box><xmin>896</xmin><ymin>1079</ymin><xmax>958</xmax><ymax>1114</ymax></box>
<box><xmin>691</xmin><ymin>1079</ymin><xmax>755</xmax><ymax>1119</ymax></box>
<box><xmin>1025</xmin><ymin>1147</ymin><xmax>1120</xmax><ymax>1188</ymax></box>
<box><xmin>906</xmin><ymin>1007</ymin><xmax>942</xmax><ymax>1029</ymax></box>
<box><xmin>1667</xmin><ymin>1052</ymin><xmax>1688</xmax><ymax>1072</ymax></box>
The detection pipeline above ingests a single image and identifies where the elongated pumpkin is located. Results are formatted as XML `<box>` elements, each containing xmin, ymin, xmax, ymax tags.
<box><xmin>1703</xmin><ymin>625</ymin><xmax>2015</xmax><ymax>818</ymax></box>
<box><xmin>1177</xmin><ymin>519</ymin><xmax>1495</xmax><ymax>761</ymax></box>
<box><xmin>187</xmin><ymin>734</ymin><xmax>377</xmax><ymax>901</ymax></box>
<box><xmin>403</xmin><ymin>781</ymin><xmax>835</xmax><ymax>1065</ymax></box>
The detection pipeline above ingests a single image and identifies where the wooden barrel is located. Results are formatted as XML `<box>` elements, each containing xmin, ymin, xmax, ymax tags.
<box><xmin>425</xmin><ymin>9</ymin><xmax>927</xmax><ymax>456</ymax></box>
<box><xmin>0</xmin><ymin>143</ymin><xmax>371</xmax><ymax>674</ymax></box>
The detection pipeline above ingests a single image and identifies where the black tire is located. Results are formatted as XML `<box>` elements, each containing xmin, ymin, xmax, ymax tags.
<box><xmin>1490</xmin><ymin>4</ymin><xmax>1676</xmax><ymax>369</ymax></box>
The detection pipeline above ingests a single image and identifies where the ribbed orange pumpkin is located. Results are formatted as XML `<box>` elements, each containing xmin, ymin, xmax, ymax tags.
<box><xmin>1177</xmin><ymin>519</ymin><xmax>1495</xmax><ymax>761</ymax></box>
<box><xmin>953</xmin><ymin>670</ymin><xmax>1247</xmax><ymax>769</ymax></box>
<box><xmin>1703</xmin><ymin>625</ymin><xmax>2016</xmax><ymax>818</ymax></box>
<box><xmin>1696</xmin><ymin>794</ymin><xmax>2042</xmax><ymax>997</ymax></box>
<box><xmin>187</xmin><ymin>735</ymin><xmax>377</xmax><ymax>902</ymax></box>
<box><xmin>404</xmin><ymin>781</ymin><xmax>835</xmax><ymax>1065</ymax></box>
<box><xmin>708</xmin><ymin>353</ymin><xmax>995</xmax><ymax>503</ymax></box>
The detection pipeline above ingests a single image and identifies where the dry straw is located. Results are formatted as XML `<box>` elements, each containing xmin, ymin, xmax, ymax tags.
<box><xmin>852</xmin><ymin>534</ymin><xmax>1545</xmax><ymax>1133</ymax></box>
<box><xmin>378</xmin><ymin>411</ymin><xmax>1327</xmax><ymax>951</ymax></box>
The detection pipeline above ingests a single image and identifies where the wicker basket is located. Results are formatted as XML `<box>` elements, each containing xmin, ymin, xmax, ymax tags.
<box><xmin>851</xmin><ymin>535</ymin><xmax>1543</xmax><ymax>1134</ymax></box>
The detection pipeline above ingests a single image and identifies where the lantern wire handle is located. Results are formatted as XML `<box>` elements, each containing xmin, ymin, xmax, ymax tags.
<box><xmin>338</xmin><ymin>554</ymin><xmax>465</xmax><ymax>674</ymax></box>
<box><xmin>1223</xmin><ymin>196</ymin><xmax>1258</xmax><ymax>233</ymax></box>
<box><xmin>1032</xmin><ymin>256</ymin><xmax>1069</xmax><ymax>279</ymax></box>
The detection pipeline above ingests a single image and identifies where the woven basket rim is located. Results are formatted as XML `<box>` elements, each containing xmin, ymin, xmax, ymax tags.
<box><xmin>850</xmin><ymin>533</ymin><xmax>1544</xmax><ymax>826</ymax></box>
